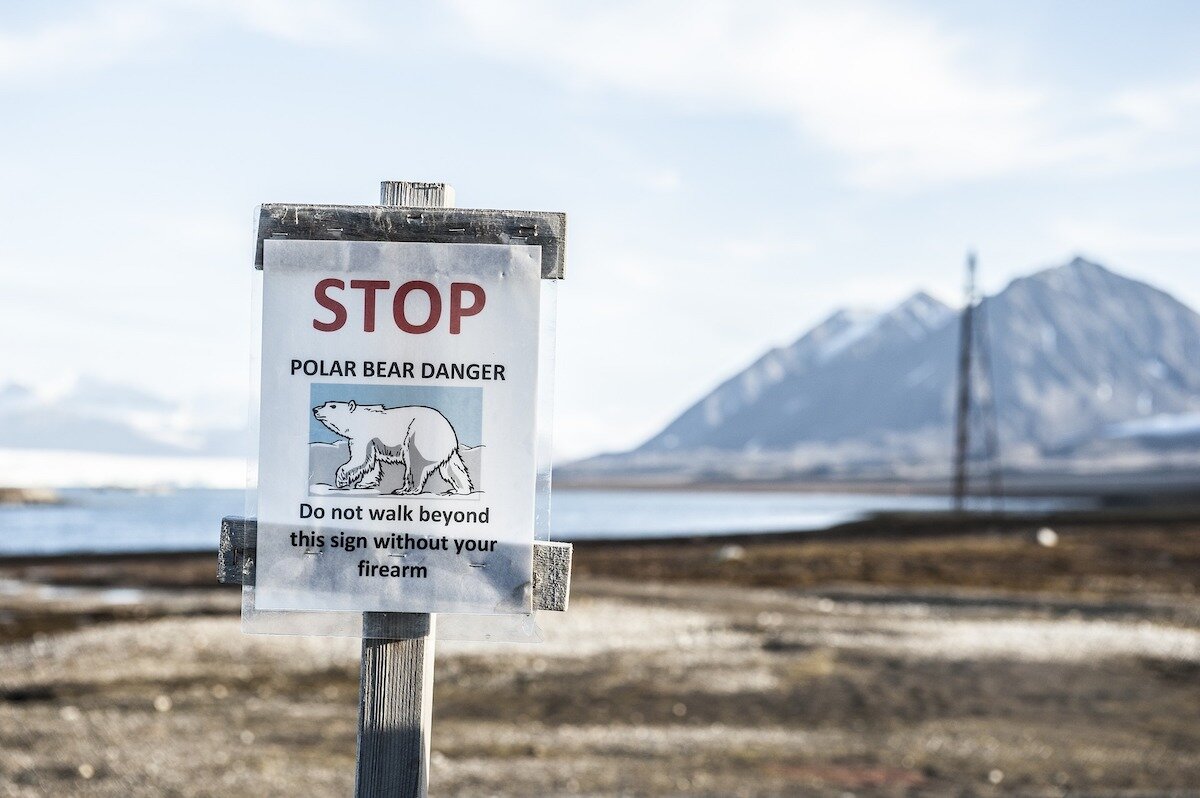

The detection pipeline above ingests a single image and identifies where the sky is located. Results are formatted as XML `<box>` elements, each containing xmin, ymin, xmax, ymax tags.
<box><xmin>2</xmin><ymin>0</ymin><xmax>1200</xmax><ymax>460</ymax></box>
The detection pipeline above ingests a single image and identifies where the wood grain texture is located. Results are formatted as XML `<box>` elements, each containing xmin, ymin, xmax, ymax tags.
<box><xmin>356</xmin><ymin>612</ymin><xmax>436</xmax><ymax>797</ymax></box>
<box><xmin>532</xmin><ymin>540</ymin><xmax>573</xmax><ymax>613</ymax></box>
<box><xmin>379</xmin><ymin>181</ymin><xmax>455</xmax><ymax>208</ymax></box>
<box><xmin>217</xmin><ymin>516</ymin><xmax>244</xmax><ymax>584</ymax></box>
<box><xmin>218</xmin><ymin>516</ymin><xmax>572</xmax><ymax>612</ymax></box>
<box><xmin>254</xmin><ymin>203</ymin><xmax>566</xmax><ymax>278</ymax></box>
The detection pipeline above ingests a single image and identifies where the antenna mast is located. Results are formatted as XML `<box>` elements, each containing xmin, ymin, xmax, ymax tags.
<box><xmin>952</xmin><ymin>251</ymin><xmax>1004</xmax><ymax>512</ymax></box>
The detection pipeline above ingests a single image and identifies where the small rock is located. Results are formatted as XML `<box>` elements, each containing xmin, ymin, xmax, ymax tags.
<box><xmin>153</xmin><ymin>695</ymin><xmax>172</xmax><ymax>713</ymax></box>
<box><xmin>756</xmin><ymin>611</ymin><xmax>783</xmax><ymax>627</ymax></box>
<box><xmin>1036</xmin><ymin>527</ymin><xmax>1058</xmax><ymax>547</ymax></box>
<box><xmin>715</xmin><ymin>544</ymin><xmax>746</xmax><ymax>563</ymax></box>
<box><xmin>988</xmin><ymin>768</ymin><xmax>1004</xmax><ymax>784</ymax></box>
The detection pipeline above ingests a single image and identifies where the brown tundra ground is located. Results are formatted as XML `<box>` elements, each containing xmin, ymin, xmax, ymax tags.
<box><xmin>2</xmin><ymin>513</ymin><xmax>1199</xmax><ymax>797</ymax></box>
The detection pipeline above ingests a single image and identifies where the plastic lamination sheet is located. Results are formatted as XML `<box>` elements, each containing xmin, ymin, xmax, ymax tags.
<box><xmin>242</xmin><ymin>239</ymin><xmax>554</xmax><ymax>639</ymax></box>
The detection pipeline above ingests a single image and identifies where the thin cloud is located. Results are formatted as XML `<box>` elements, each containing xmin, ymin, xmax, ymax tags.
<box><xmin>176</xmin><ymin>0</ymin><xmax>374</xmax><ymax>46</ymax></box>
<box><xmin>0</xmin><ymin>3</ymin><xmax>166</xmax><ymax>82</ymax></box>
<box><xmin>1053</xmin><ymin>218</ymin><xmax>1200</xmax><ymax>258</ymax></box>
<box><xmin>640</xmin><ymin>167</ymin><xmax>682</xmax><ymax>193</ymax></box>
<box><xmin>444</xmin><ymin>0</ymin><xmax>1197</xmax><ymax>190</ymax></box>
<box><xmin>0</xmin><ymin>0</ymin><xmax>371</xmax><ymax>84</ymax></box>
<box><xmin>1109</xmin><ymin>79</ymin><xmax>1200</xmax><ymax>133</ymax></box>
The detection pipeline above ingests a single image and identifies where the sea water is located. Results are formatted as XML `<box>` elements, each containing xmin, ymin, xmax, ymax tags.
<box><xmin>0</xmin><ymin>487</ymin><xmax>1079</xmax><ymax>556</ymax></box>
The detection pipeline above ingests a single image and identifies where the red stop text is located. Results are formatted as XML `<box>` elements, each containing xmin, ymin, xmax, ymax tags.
<box><xmin>313</xmin><ymin>279</ymin><xmax>486</xmax><ymax>334</ymax></box>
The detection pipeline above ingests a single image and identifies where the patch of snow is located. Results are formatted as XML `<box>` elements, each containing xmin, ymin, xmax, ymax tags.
<box><xmin>889</xmin><ymin>292</ymin><xmax>955</xmax><ymax>339</ymax></box>
<box><xmin>783</xmin><ymin>397</ymin><xmax>806</xmax><ymax>415</ymax></box>
<box><xmin>703</xmin><ymin>396</ymin><xmax>723</xmax><ymax>427</ymax></box>
<box><xmin>904</xmin><ymin>360</ymin><xmax>938</xmax><ymax>388</ymax></box>
<box><xmin>760</xmin><ymin>354</ymin><xmax>786</xmax><ymax>383</ymax></box>
<box><xmin>1105</xmin><ymin>412</ymin><xmax>1200</xmax><ymax>439</ymax></box>
<box><xmin>816</xmin><ymin>293</ymin><xmax>951</xmax><ymax>363</ymax></box>
<box><xmin>738</xmin><ymin>370</ymin><xmax>763</xmax><ymax>401</ymax></box>
<box><xmin>1040</xmin><ymin>325</ymin><xmax>1057</xmax><ymax>353</ymax></box>
<box><xmin>816</xmin><ymin>312</ymin><xmax>883</xmax><ymax>362</ymax></box>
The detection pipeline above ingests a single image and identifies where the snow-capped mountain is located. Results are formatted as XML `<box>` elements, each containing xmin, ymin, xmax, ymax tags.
<box><xmin>566</xmin><ymin>257</ymin><xmax>1200</xmax><ymax>482</ymax></box>
<box><xmin>0</xmin><ymin>377</ymin><xmax>248</xmax><ymax>487</ymax></box>
<box><xmin>639</xmin><ymin>291</ymin><xmax>956</xmax><ymax>453</ymax></box>
<box><xmin>0</xmin><ymin>376</ymin><xmax>245</xmax><ymax>457</ymax></box>
<box><xmin>983</xmin><ymin>259</ymin><xmax>1200</xmax><ymax>451</ymax></box>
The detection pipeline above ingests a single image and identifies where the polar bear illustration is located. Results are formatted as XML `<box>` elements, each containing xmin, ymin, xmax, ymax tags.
<box><xmin>312</xmin><ymin>400</ymin><xmax>474</xmax><ymax>495</ymax></box>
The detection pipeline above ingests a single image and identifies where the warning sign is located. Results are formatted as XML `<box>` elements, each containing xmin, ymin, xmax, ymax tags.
<box><xmin>254</xmin><ymin>239</ymin><xmax>542</xmax><ymax>615</ymax></box>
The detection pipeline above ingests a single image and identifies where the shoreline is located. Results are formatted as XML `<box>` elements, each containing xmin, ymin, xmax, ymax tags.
<box><xmin>5</xmin><ymin>506</ymin><xmax>1200</xmax><ymax>563</ymax></box>
<box><xmin>554</xmin><ymin>464</ymin><xmax>1200</xmax><ymax>503</ymax></box>
<box><xmin>4</xmin><ymin>507</ymin><xmax>1200</xmax><ymax>594</ymax></box>
<box><xmin>0</xmin><ymin>487</ymin><xmax>61</xmax><ymax>506</ymax></box>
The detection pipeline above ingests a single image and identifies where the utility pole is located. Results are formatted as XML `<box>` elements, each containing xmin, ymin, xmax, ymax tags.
<box><xmin>952</xmin><ymin>252</ymin><xmax>976</xmax><ymax>511</ymax></box>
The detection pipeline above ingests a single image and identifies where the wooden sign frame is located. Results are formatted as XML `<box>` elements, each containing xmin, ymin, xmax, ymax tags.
<box><xmin>254</xmin><ymin>203</ymin><xmax>566</xmax><ymax>278</ymax></box>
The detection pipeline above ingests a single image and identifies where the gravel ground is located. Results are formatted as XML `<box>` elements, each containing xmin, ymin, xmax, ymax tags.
<box><xmin>2</xmin><ymin>523</ymin><xmax>1200</xmax><ymax>796</ymax></box>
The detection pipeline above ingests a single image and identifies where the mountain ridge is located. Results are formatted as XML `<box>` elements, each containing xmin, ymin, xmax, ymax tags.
<box><xmin>566</xmin><ymin>256</ymin><xmax>1200</xmax><ymax>483</ymax></box>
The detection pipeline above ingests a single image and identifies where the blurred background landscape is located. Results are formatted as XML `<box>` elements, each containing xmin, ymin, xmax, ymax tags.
<box><xmin>3</xmin><ymin>1</ymin><xmax>1200</xmax><ymax>796</ymax></box>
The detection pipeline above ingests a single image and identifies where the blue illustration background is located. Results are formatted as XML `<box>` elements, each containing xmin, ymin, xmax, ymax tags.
<box><xmin>308</xmin><ymin>383</ymin><xmax>483</xmax><ymax>446</ymax></box>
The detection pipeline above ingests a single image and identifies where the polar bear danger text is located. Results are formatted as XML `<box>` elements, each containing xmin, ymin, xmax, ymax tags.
<box><xmin>290</xmin><ymin>359</ymin><xmax>506</xmax><ymax>381</ymax></box>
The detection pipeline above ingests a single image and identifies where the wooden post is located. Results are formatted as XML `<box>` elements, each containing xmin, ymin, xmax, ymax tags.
<box><xmin>354</xmin><ymin>180</ymin><xmax>452</xmax><ymax>797</ymax></box>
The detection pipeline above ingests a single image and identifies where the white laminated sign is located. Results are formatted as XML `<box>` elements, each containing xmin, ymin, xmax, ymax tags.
<box><xmin>255</xmin><ymin>239</ymin><xmax>542</xmax><ymax>615</ymax></box>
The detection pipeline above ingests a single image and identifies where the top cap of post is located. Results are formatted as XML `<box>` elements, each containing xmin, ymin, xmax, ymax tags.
<box><xmin>381</xmin><ymin>182</ymin><xmax>456</xmax><ymax>208</ymax></box>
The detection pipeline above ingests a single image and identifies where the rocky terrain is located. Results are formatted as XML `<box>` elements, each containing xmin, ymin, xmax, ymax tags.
<box><xmin>2</xmin><ymin>515</ymin><xmax>1200</xmax><ymax>796</ymax></box>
